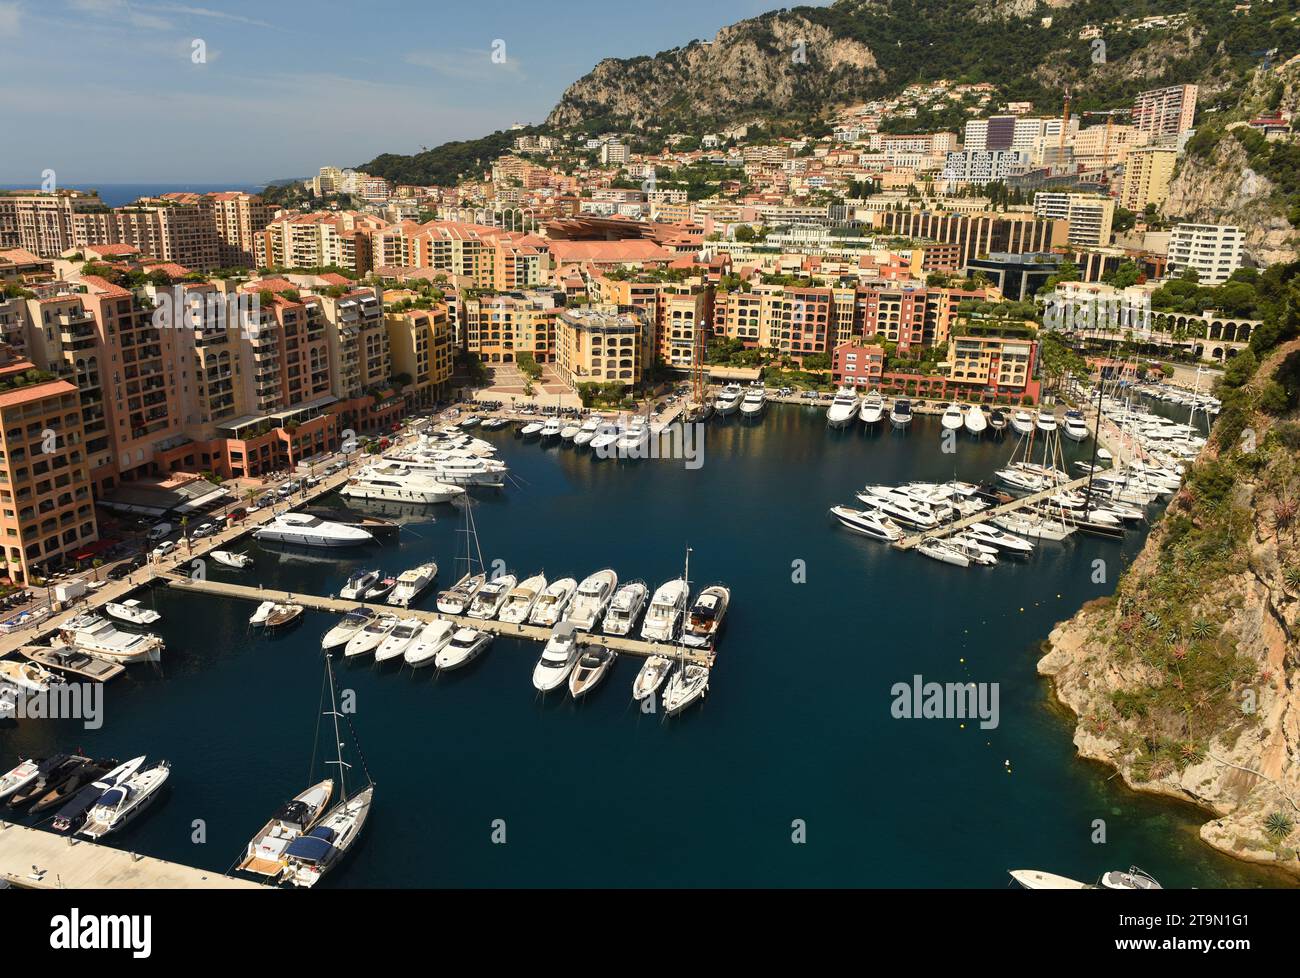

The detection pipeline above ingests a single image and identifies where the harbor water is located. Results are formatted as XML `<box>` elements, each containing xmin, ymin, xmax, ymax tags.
<box><xmin>0</xmin><ymin>403</ymin><xmax>1285</xmax><ymax>887</ymax></box>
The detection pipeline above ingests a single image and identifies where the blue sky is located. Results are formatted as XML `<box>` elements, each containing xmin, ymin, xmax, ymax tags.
<box><xmin>0</xmin><ymin>0</ymin><xmax>796</xmax><ymax>185</ymax></box>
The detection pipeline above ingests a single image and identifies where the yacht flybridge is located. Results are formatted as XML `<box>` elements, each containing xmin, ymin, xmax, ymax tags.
<box><xmin>889</xmin><ymin>398</ymin><xmax>912</xmax><ymax>429</ymax></box>
<box><xmin>566</xmin><ymin>569</ymin><xmax>618</xmax><ymax>630</ymax></box>
<box><xmin>340</xmin><ymin>465</ymin><xmax>464</xmax><ymax>504</ymax></box>
<box><xmin>641</xmin><ymin>578</ymin><xmax>689</xmax><ymax>641</ymax></box>
<box><xmin>826</xmin><ymin>387</ymin><xmax>860</xmax><ymax>428</ymax></box>
<box><xmin>859</xmin><ymin>390</ymin><xmax>884</xmax><ymax>426</ymax></box>
<box><xmin>713</xmin><ymin>385</ymin><xmax>744</xmax><ymax>416</ymax></box>
<box><xmin>54</xmin><ymin>615</ymin><xmax>163</xmax><ymax>665</ymax></box>
<box><xmin>739</xmin><ymin>388</ymin><xmax>767</xmax><ymax>417</ymax></box>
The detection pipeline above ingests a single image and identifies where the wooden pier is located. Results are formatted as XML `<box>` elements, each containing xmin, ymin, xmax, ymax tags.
<box><xmin>164</xmin><ymin>575</ymin><xmax>716</xmax><ymax>667</ymax></box>
<box><xmin>0</xmin><ymin>820</ymin><xmax>264</xmax><ymax>889</ymax></box>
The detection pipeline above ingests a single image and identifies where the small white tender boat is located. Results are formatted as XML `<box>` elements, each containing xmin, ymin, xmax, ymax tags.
<box><xmin>249</xmin><ymin>600</ymin><xmax>277</xmax><ymax>627</ymax></box>
<box><xmin>104</xmin><ymin>599</ymin><xmax>161</xmax><ymax>627</ymax></box>
<box><xmin>211</xmin><ymin>550</ymin><xmax>253</xmax><ymax>569</ymax></box>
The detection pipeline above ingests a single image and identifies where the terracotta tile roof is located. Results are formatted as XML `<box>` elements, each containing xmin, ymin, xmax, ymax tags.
<box><xmin>547</xmin><ymin>239</ymin><xmax>674</xmax><ymax>264</ymax></box>
<box><xmin>0</xmin><ymin>379</ymin><xmax>78</xmax><ymax>410</ymax></box>
<box><xmin>79</xmin><ymin>274</ymin><xmax>131</xmax><ymax>298</ymax></box>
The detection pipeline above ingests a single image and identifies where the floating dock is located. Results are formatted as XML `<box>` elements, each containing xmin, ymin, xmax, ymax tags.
<box><xmin>0</xmin><ymin>820</ymin><xmax>264</xmax><ymax>889</ymax></box>
<box><xmin>163</xmin><ymin>575</ymin><xmax>716</xmax><ymax>667</ymax></box>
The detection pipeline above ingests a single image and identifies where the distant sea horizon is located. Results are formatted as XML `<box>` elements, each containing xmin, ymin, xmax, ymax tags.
<box><xmin>0</xmin><ymin>182</ymin><xmax>274</xmax><ymax>207</ymax></box>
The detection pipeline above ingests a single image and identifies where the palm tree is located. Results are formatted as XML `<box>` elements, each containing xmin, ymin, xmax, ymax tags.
<box><xmin>180</xmin><ymin>516</ymin><xmax>190</xmax><ymax>554</ymax></box>
<box><xmin>91</xmin><ymin>558</ymin><xmax>104</xmax><ymax>582</ymax></box>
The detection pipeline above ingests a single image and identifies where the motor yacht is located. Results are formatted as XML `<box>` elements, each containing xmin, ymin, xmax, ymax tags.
<box><xmin>211</xmin><ymin>550</ymin><xmax>253</xmax><ymax>569</ymax></box>
<box><xmin>859</xmin><ymin>390</ymin><xmax>884</xmax><ymax>426</ymax></box>
<box><xmin>254</xmin><ymin>513</ymin><xmax>374</xmax><ymax>548</ymax></box>
<box><xmin>104</xmin><ymin>599</ymin><xmax>160</xmax><ymax>627</ymax></box>
<box><xmin>363</xmin><ymin>576</ymin><xmax>397</xmax><ymax>602</ymax></box>
<box><xmin>663</xmin><ymin>664</ymin><xmax>709</xmax><ymax>716</ymax></box>
<box><xmin>569</xmin><ymin>646</ymin><xmax>616</xmax><ymax>698</ymax></box>
<box><xmin>889</xmin><ymin>398</ymin><xmax>912</xmax><ymax>429</ymax></box>
<box><xmin>51</xmin><ymin>756</ymin><xmax>145</xmax><ymax>835</ymax></box>
<box><xmin>682</xmin><ymin>585</ymin><xmax>729</xmax><ymax>648</ymax></box>
<box><xmin>940</xmin><ymin>402</ymin><xmax>964</xmax><ymax>431</ymax></box>
<box><xmin>53</xmin><ymin>615</ymin><xmax>163</xmax><ymax>665</ymax></box>
<box><xmin>989</xmin><ymin>408</ymin><xmax>1007</xmax><ymax>434</ymax></box>
<box><xmin>640</xmin><ymin>578</ymin><xmax>689</xmax><ymax>641</ymax></box>
<box><xmin>520</xmin><ymin>420</ymin><xmax>544</xmax><ymax>438</ymax></box>
<box><xmin>739</xmin><ymin>388</ymin><xmax>767</xmax><ymax>417</ymax></box>
<box><xmin>632</xmin><ymin>656</ymin><xmax>675</xmax><ymax>701</ymax></box>
<box><xmin>436</xmin><ymin>572</ymin><xmax>486</xmax><ymax>615</ymax></box>
<box><xmin>540</xmin><ymin>417</ymin><xmax>563</xmax><ymax>440</ymax></box>
<box><xmin>528</xmin><ymin>577</ymin><xmax>577</xmax><ymax>627</ymax></box>
<box><xmin>1009</xmin><ymin>410</ymin><xmax>1035</xmax><ymax>436</ymax></box>
<box><xmin>602</xmin><ymin>581</ymin><xmax>648</xmax><ymax>636</ymax></box>
<box><xmin>917</xmin><ymin>539</ymin><xmax>971</xmax><ymax>567</ymax></box>
<box><xmin>566</xmin><ymin>569</ymin><xmax>618</xmax><ymax>630</ymax></box>
<box><xmin>826</xmin><ymin>387</ymin><xmax>860</xmax><ymax>428</ymax></box>
<box><xmin>964</xmin><ymin>404</ymin><xmax>987</xmax><ymax>436</ymax></box>
<box><xmin>588</xmin><ymin>424</ymin><xmax>621</xmax><ymax>453</ymax></box>
<box><xmin>467</xmin><ymin>574</ymin><xmax>516</xmax><ymax>619</ymax></box>
<box><xmin>385</xmin><ymin>454</ymin><xmax>508</xmax><ymax>487</ymax></box>
<box><xmin>572</xmin><ymin>417</ymin><xmax>602</xmax><ymax>447</ymax></box>
<box><xmin>387</xmin><ymin>562</ymin><xmax>438</xmax><ymax>607</ymax></box>
<box><xmin>560</xmin><ymin>422</ymin><xmax>581</xmax><ymax>441</ymax></box>
<box><xmin>966</xmin><ymin>522</ymin><xmax>1035</xmax><ymax>555</ymax></box>
<box><xmin>321</xmin><ymin>608</ymin><xmax>375</xmax><ymax>651</ymax></box>
<box><xmin>1063</xmin><ymin>411</ymin><xmax>1089</xmax><ymax>442</ymax></box>
<box><xmin>18</xmin><ymin>646</ymin><xmax>123</xmax><ymax>683</ymax></box>
<box><xmin>238</xmin><ymin>780</ymin><xmax>335</xmax><ymax>878</ymax></box>
<box><xmin>947</xmin><ymin>534</ymin><xmax>999</xmax><ymax>566</ymax></box>
<box><xmin>991</xmin><ymin>512</ymin><xmax>1075</xmax><ymax>542</ymax></box>
<box><xmin>340</xmin><ymin>569</ymin><xmax>381</xmax><ymax>601</ymax></box>
<box><xmin>436</xmin><ymin>627</ymin><xmax>492</xmax><ymax>670</ymax></box>
<box><xmin>265</xmin><ymin>604</ymin><xmax>304</xmax><ymax>630</ymax></box>
<box><xmin>404</xmin><ymin>619</ymin><xmax>456</xmax><ymax>668</ymax></box>
<box><xmin>713</xmin><ymin>385</ymin><xmax>744</xmax><ymax>416</ymax></box>
<box><xmin>615</xmin><ymin>418</ymin><xmax>650</xmax><ymax>454</ymax></box>
<box><xmin>0</xmin><ymin>660</ymin><xmax>56</xmax><ymax>694</ymax></box>
<box><xmin>1035</xmin><ymin>409</ymin><xmax>1058</xmax><ymax>432</ymax></box>
<box><xmin>854</xmin><ymin>487</ymin><xmax>940</xmax><ymax>530</ymax></box>
<box><xmin>1</xmin><ymin>758</ymin><xmax>49</xmax><ymax>802</ymax></box>
<box><xmin>340</xmin><ymin>466</ymin><xmax>464</xmax><ymax>504</ymax></box>
<box><xmin>79</xmin><ymin>760</ymin><xmax>171</xmax><ymax>840</ymax></box>
<box><xmin>343</xmin><ymin>614</ymin><xmax>397</xmax><ymax>658</ymax></box>
<box><xmin>498</xmin><ymin>574</ymin><xmax>546</xmax><ymax>624</ymax></box>
<box><xmin>5</xmin><ymin>754</ymin><xmax>84</xmax><ymax>810</ymax></box>
<box><xmin>532</xmin><ymin>622</ymin><xmax>582</xmax><ymax>692</ymax></box>
<box><xmin>374</xmin><ymin>617</ymin><xmax>424</xmax><ymax>663</ymax></box>
<box><xmin>829</xmin><ymin>505</ymin><xmax>903</xmax><ymax>542</ymax></box>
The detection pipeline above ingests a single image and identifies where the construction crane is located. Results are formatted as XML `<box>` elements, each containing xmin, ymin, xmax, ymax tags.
<box><xmin>1059</xmin><ymin>86</ymin><xmax>1072</xmax><ymax>157</ymax></box>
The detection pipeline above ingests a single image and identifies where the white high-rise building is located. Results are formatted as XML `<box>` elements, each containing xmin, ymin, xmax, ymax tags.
<box><xmin>1033</xmin><ymin>193</ymin><xmax>1115</xmax><ymax>248</ymax></box>
<box><xmin>1166</xmin><ymin>223</ymin><xmax>1244</xmax><ymax>285</ymax></box>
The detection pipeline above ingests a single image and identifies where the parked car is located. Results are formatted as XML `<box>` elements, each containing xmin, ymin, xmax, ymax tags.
<box><xmin>106</xmin><ymin>563</ymin><xmax>133</xmax><ymax>581</ymax></box>
<box><xmin>146</xmin><ymin>522</ymin><xmax>173</xmax><ymax>540</ymax></box>
<box><xmin>151</xmin><ymin>541</ymin><xmax>177</xmax><ymax>559</ymax></box>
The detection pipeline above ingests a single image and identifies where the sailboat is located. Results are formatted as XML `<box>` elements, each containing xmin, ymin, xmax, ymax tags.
<box><xmin>281</xmin><ymin>653</ymin><xmax>374</xmax><ymax>888</ymax></box>
<box><xmin>238</xmin><ymin>780</ymin><xmax>335</xmax><ymax>878</ymax></box>
<box><xmin>436</xmin><ymin>500</ymin><xmax>487</xmax><ymax>615</ymax></box>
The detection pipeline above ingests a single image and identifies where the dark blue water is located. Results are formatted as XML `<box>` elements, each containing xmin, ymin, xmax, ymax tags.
<box><xmin>1</xmin><ymin>405</ymin><xmax>1285</xmax><ymax>887</ymax></box>
<box><xmin>0</xmin><ymin>184</ymin><xmax>263</xmax><ymax>207</ymax></box>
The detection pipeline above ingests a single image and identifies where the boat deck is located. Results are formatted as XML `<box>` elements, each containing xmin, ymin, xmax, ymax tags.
<box><xmin>163</xmin><ymin>576</ymin><xmax>717</xmax><ymax>666</ymax></box>
<box><xmin>0</xmin><ymin>820</ymin><xmax>265</xmax><ymax>889</ymax></box>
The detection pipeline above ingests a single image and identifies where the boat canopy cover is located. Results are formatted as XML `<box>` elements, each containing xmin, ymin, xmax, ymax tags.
<box><xmin>274</xmin><ymin>800</ymin><xmax>311</xmax><ymax>826</ymax></box>
<box><xmin>285</xmin><ymin>826</ymin><xmax>336</xmax><ymax>862</ymax></box>
<box><xmin>552</xmin><ymin>621</ymin><xmax>577</xmax><ymax>640</ymax></box>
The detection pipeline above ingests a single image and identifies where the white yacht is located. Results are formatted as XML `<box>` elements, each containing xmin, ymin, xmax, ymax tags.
<box><xmin>519</xmin><ymin>420</ymin><xmax>544</xmax><ymax>438</ymax></box>
<box><xmin>467</xmin><ymin>574</ymin><xmax>516</xmax><ymax>619</ymax></box>
<box><xmin>948</xmin><ymin>534</ymin><xmax>999</xmax><ymax>566</ymax></box>
<box><xmin>384</xmin><ymin>453</ymin><xmax>508</xmax><ymax>487</ymax></box>
<box><xmin>615</xmin><ymin>418</ymin><xmax>650</xmax><ymax>454</ymax></box>
<box><xmin>1035</xmin><ymin>409</ymin><xmax>1058</xmax><ymax>432</ymax></box>
<box><xmin>588</xmin><ymin>424</ymin><xmax>621</xmax><ymax>453</ymax></box>
<box><xmin>663</xmin><ymin>664</ymin><xmax>709</xmax><ymax>716</ymax></box>
<box><xmin>343</xmin><ymin>614</ymin><xmax>397</xmax><ymax>658</ymax></box>
<box><xmin>540</xmin><ymin>417</ymin><xmax>563</xmax><ymax>440</ymax></box>
<box><xmin>640</xmin><ymin>578</ymin><xmax>689</xmax><ymax>641</ymax></box>
<box><xmin>498</xmin><ymin>574</ymin><xmax>546</xmax><ymax>624</ymax></box>
<box><xmin>254</xmin><ymin>512</ymin><xmax>373</xmax><ymax>548</ymax></box>
<box><xmin>1063</xmin><ymin>412</ymin><xmax>1089</xmax><ymax>442</ymax></box>
<box><xmin>531</xmin><ymin>622</ymin><xmax>581</xmax><ymax>692</ymax></box>
<box><xmin>249</xmin><ymin>600</ymin><xmax>276</xmax><ymax>627</ymax></box>
<box><xmin>917</xmin><ymin>539</ymin><xmax>971</xmax><ymax>567</ymax></box>
<box><xmin>282</xmin><ymin>785</ymin><xmax>373</xmax><ymax>889</ymax></box>
<box><xmin>436</xmin><ymin>572</ymin><xmax>486</xmax><ymax>615</ymax></box>
<box><xmin>340</xmin><ymin>569</ymin><xmax>381</xmax><ymax>601</ymax></box>
<box><xmin>238</xmin><ymin>780</ymin><xmax>335</xmax><ymax>878</ymax></box>
<box><xmin>211</xmin><ymin>550</ymin><xmax>253</xmax><ymax>569</ymax></box>
<box><xmin>829</xmin><ymin>505</ymin><xmax>903</xmax><ymax>542</ymax></box>
<box><xmin>569</xmin><ymin>646</ymin><xmax>617</xmax><ymax>698</ymax></box>
<box><xmin>602</xmin><ymin>581</ymin><xmax>648</xmax><ymax>636</ymax></box>
<box><xmin>0</xmin><ymin>660</ymin><xmax>56</xmax><ymax>694</ymax></box>
<box><xmin>374</xmin><ymin>618</ymin><xmax>424</xmax><ymax>663</ymax></box>
<box><xmin>739</xmin><ymin>388</ymin><xmax>767</xmax><ymax>417</ymax></box>
<box><xmin>321</xmin><ymin>608</ymin><xmax>376</xmax><ymax>651</ymax></box>
<box><xmin>966</xmin><ymin>522</ymin><xmax>1035</xmax><ymax>555</ymax></box>
<box><xmin>54</xmin><ymin>615</ymin><xmax>163</xmax><ymax>665</ymax></box>
<box><xmin>992</xmin><ymin>512</ymin><xmax>1075</xmax><ymax>542</ymax></box>
<box><xmin>387</xmin><ymin>562</ymin><xmax>438</xmax><ymax>607</ymax></box>
<box><xmin>340</xmin><ymin>466</ymin><xmax>463</xmax><ymax>504</ymax></box>
<box><xmin>79</xmin><ymin>760</ymin><xmax>171</xmax><ymax>840</ymax></box>
<box><xmin>559</xmin><ymin>422</ymin><xmax>581</xmax><ymax>442</ymax></box>
<box><xmin>1010</xmin><ymin>410</ymin><xmax>1035</xmax><ymax>436</ymax></box>
<box><xmin>964</xmin><ymin>404</ymin><xmax>987</xmax><ymax>436</ymax></box>
<box><xmin>566</xmin><ymin>569</ymin><xmax>618</xmax><ymax>630</ymax></box>
<box><xmin>682</xmin><ymin>585</ymin><xmax>729</xmax><ymax>648</ymax></box>
<box><xmin>436</xmin><ymin>627</ymin><xmax>492</xmax><ymax>670</ymax></box>
<box><xmin>826</xmin><ymin>387</ymin><xmax>860</xmax><ymax>428</ymax></box>
<box><xmin>858</xmin><ymin>390</ymin><xmax>884</xmax><ymax>426</ymax></box>
<box><xmin>940</xmin><ymin>402</ymin><xmax>965</xmax><ymax>431</ymax></box>
<box><xmin>1009</xmin><ymin>869</ymin><xmax>1093</xmax><ymax>890</ymax></box>
<box><xmin>855</xmin><ymin>487</ymin><xmax>940</xmax><ymax>530</ymax></box>
<box><xmin>572</xmin><ymin>417</ymin><xmax>602</xmax><ymax>447</ymax></box>
<box><xmin>529</xmin><ymin>577</ymin><xmax>577</xmax><ymax>627</ymax></box>
<box><xmin>889</xmin><ymin>398</ymin><xmax>912</xmax><ymax>429</ymax></box>
<box><xmin>713</xmin><ymin>385</ymin><xmax>744</xmax><ymax>416</ymax></box>
<box><xmin>632</xmin><ymin>656</ymin><xmax>675</xmax><ymax>701</ymax></box>
<box><xmin>104</xmin><ymin>599</ymin><xmax>160</xmax><ymax>627</ymax></box>
<box><xmin>404</xmin><ymin>619</ymin><xmax>456</xmax><ymax>668</ymax></box>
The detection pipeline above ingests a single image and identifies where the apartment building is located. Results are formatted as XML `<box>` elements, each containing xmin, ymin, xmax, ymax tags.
<box><xmin>946</xmin><ymin>332</ymin><xmax>1039</xmax><ymax>400</ymax></box>
<box><xmin>0</xmin><ymin>190</ymin><xmax>111</xmax><ymax>256</ymax></box>
<box><xmin>875</xmin><ymin>211</ymin><xmax>1067</xmax><ymax>265</ymax></box>
<box><xmin>1033</xmin><ymin>193</ymin><xmax>1114</xmax><ymax>248</ymax></box>
<box><xmin>384</xmin><ymin>304</ymin><xmax>454</xmax><ymax>408</ymax></box>
<box><xmin>1071</xmin><ymin>124</ymin><xmax>1148</xmax><ymax>168</ymax></box>
<box><xmin>1166</xmin><ymin>223</ymin><xmax>1245</xmax><ymax>285</ymax></box>
<box><xmin>593</xmin><ymin>276</ymin><xmax>713</xmax><ymax>369</ymax></box>
<box><xmin>113</xmin><ymin>196</ymin><xmax>221</xmax><ymax>270</ymax></box>
<box><xmin>941</xmin><ymin>150</ymin><xmax>1026</xmax><ymax>184</ymax></box>
<box><xmin>1133</xmin><ymin>84</ymin><xmax>1198</xmax><ymax>139</ymax></box>
<box><xmin>459</xmin><ymin>290</ymin><xmax>561</xmax><ymax>365</ymax></box>
<box><xmin>207</xmin><ymin>192</ymin><xmax>278</xmax><ymax>267</ymax></box>
<box><xmin>554</xmin><ymin>305</ymin><xmax>650</xmax><ymax>391</ymax></box>
<box><xmin>0</xmin><ymin>345</ymin><xmax>97</xmax><ymax>584</ymax></box>
<box><xmin>1120</xmin><ymin>146</ymin><xmax>1178</xmax><ymax>212</ymax></box>
<box><xmin>831</xmin><ymin>343</ymin><xmax>885</xmax><ymax>388</ymax></box>
<box><xmin>260</xmin><ymin>212</ymin><xmax>383</xmax><ymax>273</ymax></box>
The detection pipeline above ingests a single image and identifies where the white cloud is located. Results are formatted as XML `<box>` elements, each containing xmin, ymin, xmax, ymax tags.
<box><xmin>405</xmin><ymin>47</ymin><xmax>525</xmax><ymax>81</ymax></box>
<box><xmin>144</xmin><ymin>3</ymin><xmax>275</xmax><ymax>29</ymax></box>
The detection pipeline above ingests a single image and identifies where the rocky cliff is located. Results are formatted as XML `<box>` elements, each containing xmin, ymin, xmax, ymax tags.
<box><xmin>1040</xmin><ymin>336</ymin><xmax>1300</xmax><ymax>877</ymax></box>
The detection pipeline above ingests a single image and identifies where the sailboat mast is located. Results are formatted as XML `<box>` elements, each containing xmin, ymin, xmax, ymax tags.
<box><xmin>1082</xmin><ymin>370</ymin><xmax>1104</xmax><ymax>517</ymax></box>
<box><xmin>324</xmin><ymin>654</ymin><xmax>350</xmax><ymax>799</ymax></box>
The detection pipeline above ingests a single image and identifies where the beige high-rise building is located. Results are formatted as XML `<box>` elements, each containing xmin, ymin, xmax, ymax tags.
<box><xmin>385</xmin><ymin>305</ymin><xmax>454</xmax><ymax>408</ymax></box>
<box><xmin>1120</xmin><ymin>146</ymin><xmax>1178</xmax><ymax>212</ymax></box>
<box><xmin>1133</xmin><ymin>84</ymin><xmax>1198</xmax><ymax>139</ymax></box>
<box><xmin>555</xmin><ymin>305</ymin><xmax>650</xmax><ymax>391</ymax></box>
<box><xmin>1033</xmin><ymin>193</ymin><xmax>1115</xmax><ymax>248</ymax></box>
